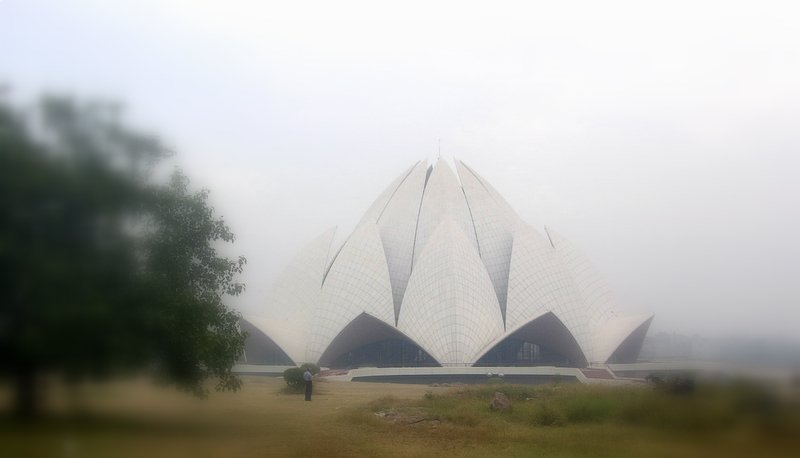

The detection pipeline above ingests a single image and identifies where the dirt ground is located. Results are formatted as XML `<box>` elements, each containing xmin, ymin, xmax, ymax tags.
<box><xmin>0</xmin><ymin>376</ymin><xmax>454</xmax><ymax>457</ymax></box>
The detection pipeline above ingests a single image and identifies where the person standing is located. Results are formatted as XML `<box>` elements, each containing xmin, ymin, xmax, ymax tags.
<box><xmin>303</xmin><ymin>368</ymin><xmax>313</xmax><ymax>401</ymax></box>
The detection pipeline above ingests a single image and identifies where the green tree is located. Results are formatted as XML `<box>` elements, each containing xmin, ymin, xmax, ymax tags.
<box><xmin>0</xmin><ymin>94</ymin><xmax>247</xmax><ymax>417</ymax></box>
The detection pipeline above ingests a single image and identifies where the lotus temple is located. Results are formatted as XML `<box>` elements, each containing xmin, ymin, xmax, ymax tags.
<box><xmin>241</xmin><ymin>159</ymin><xmax>652</xmax><ymax>372</ymax></box>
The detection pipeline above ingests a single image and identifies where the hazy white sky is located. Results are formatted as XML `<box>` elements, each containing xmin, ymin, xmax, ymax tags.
<box><xmin>2</xmin><ymin>0</ymin><xmax>798</xmax><ymax>340</ymax></box>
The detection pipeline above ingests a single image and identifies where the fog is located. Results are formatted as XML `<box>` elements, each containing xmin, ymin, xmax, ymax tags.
<box><xmin>2</xmin><ymin>0</ymin><xmax>798</xmax><ymax>340</ymax></box>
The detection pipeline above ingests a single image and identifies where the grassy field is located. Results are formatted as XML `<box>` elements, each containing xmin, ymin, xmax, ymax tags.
<box><xmin>1</xmin><ymin>375</ymin><xmax>798</xmax><ymax>457</ymax></box>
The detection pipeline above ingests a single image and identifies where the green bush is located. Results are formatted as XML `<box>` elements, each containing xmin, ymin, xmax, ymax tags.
<box><xmin>283</xmin><ymin>368</ymin><xmax>305</xmax><ymax>390</ymax></box>
<box><xmin>282</xmin><ymin>364</ymin><xmax>320</xmax><ymax>391</ymax></box>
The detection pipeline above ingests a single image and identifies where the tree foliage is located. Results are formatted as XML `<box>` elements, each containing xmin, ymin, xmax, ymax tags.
<box><xmin>0</xmin><ymin>94</ymin><xmax>247</xmax><ymax>415</ymax></box>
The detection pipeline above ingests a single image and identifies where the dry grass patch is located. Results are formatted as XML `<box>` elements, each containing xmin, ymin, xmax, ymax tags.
<box><xmin>1</xmin><ymin>376</ymin><xmax>799</xmax><ymax>457</ymax></box>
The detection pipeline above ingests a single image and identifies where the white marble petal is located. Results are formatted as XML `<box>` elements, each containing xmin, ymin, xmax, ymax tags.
<box><xmin>373</xmin><ymin>161</ymin><xmax>429</xmax><ymax>321</ymax></box>
<box><xmin>306</xmin><ymin>223</ymin><xmax>395</xmax><ymax>362</ymax></box>
<box><xmin>456</xmin><ymin>160</ymin><xmax>516</xmax><ymax>323</ymax></box>
<box><xmin>249</xmin><ymin>228</ymin><xmax>336</xmax><ymax>364</ymax></box>
<box><xmin>412</xmin><ymin>159</ymin><xmax>479</xmax><ymax>267</ymax></box>
<box><xmin>506</xmin><ymin>222</ymin><xmax>590</xmax><ymax>354</ymax></box>
<box><xmin>399</xmin><ymin>218</ymin><xmax>504</xmax><ymax>366</ymax></box>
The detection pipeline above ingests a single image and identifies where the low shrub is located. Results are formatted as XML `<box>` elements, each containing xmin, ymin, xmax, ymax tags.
<box><xmin>282</xmin><ymin>364</ymin><xmax>321</xmax><ymax>391</ymax></box>
<box><xmin>283</xmin><ymin>367</ymin><xmax>305</xmax><ymax>391</ymax></box>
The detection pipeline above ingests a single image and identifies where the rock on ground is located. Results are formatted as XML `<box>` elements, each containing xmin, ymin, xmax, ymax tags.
<box><xmin>490</xmin><ymin>392</ymin><xmax>512</xmax><ymax>411</ymax></box>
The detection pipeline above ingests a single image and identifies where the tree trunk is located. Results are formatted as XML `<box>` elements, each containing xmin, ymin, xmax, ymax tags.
<box><xmin>14</xmin><ymin>367</ymin><xmax>39</xmax><ymax>419</ymax></box>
